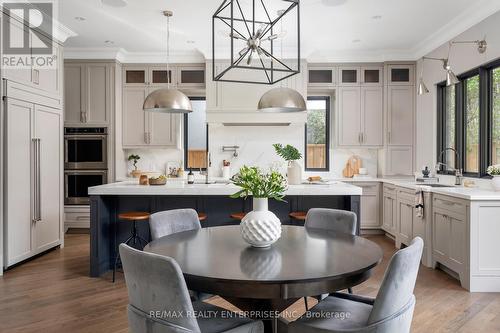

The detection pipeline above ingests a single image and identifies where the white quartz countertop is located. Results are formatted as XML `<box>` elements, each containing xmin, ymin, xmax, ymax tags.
<box><xmin>338</xmin><ymin>177</ymin><xmax>500</xmax><ymax>201</ymax></box>
<box><xmin>88</xmin><ymin>180</ymin><xmax>363</xmax><ymax>196</ymax></box>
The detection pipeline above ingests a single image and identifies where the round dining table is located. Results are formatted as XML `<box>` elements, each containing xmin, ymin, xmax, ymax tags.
<box><xmin>144</xmin><ymin>225</ymin><xmax>383</xmax><ymax>333</ymax></box>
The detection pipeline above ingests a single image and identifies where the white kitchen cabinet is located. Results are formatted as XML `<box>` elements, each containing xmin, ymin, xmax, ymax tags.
<box><xmin>384</xmin><ymin>146</ymin><xmax>414</xmax><ymax>176</ymax></box>
<box><xmin>361</xmin><ymin>86</ymin><xmax>383</xmax><ymax>146</ymax></box>
<box><xmin>361</xmin><ymin>66</ymin><xmax>383</xmax><ymax>86</ymax></box>
<box><xmin>387</xmin><ymin>85</ymin><xmax>414</xmax><ymax>146</ymax></box>
<box><xmin>396</xmin><ymin>189</ymin><xmax>415</xmax><ymax>246</ymax></box>
<box><xmin>338</xmin><ymin>67</ymin><xmax>360</xmax><ymax>86</ymax></box>
<box><xmin>382</xmin><ymin>184</ymin><xmax>397</xmax><ymax>235</ymax></box>
<box><xmin>177</xmin><ymin>65</ymin><xmax>205</xmax><ymax>88</ymax></box>
<box><xmin>337</xmin><ymin>87</ymin><xmax>361</xmax><ymax>146</ymax></box>
<box><xmin>386</xmin><ymin>64</ymin><xmax>415</xmax><ymax>86</ymax></box>
<box><xmin>123</xmin><ymin>65</ymin><xmax>176</xmax><ymax>87</ymax></box>
<box><xmin>432</xmin><ymin>194</ymin><xmax>468</xmax><ymax>288</ymax></box>
<box><xmin>34</xmin><ymin>105</ymin><xmax>62</xmax><ymax>251</ymax></box>
<box><xmin>4</xmin><ymin>99</ymin><xmax>34</xmax><ymax>265</ymax></box>
<box><xmin>337</xmin><ymin>86</ymin><xmax>383</xmax><ymax>147</ymax></box>
<box><xmin>308</xmin><ymin>66</ymin><xmax>336</xmax><ymax>88</ymax></box>
<box><xmin>3</xmin><ymin>97</ymin><xmax>62</xmax><ymax>267</ymax></box>
<box><xmin>358</xmin><ymin>183</ymin><xmax>380</xmax><ymax>229</ymax></box>
<box><xmin>64</xmin><ymin>62</ymin><xmax>112</xmax><ymax>126</ymax></box>
<box><xmin>122</xmin><ymin>87</ymin><xmax>178</xmax><ymax>148</ymax></box>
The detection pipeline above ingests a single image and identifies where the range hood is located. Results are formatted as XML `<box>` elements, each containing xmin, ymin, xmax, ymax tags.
<box><xmin>206</xmin><ymin>111</ymin><xmax>307</xmax><ymax>125</ymax></box>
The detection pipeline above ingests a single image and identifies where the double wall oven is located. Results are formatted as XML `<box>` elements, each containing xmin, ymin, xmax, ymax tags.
<box><xmin>64</xmin><ymin>128</ymin><xmax>108</xmax><ymax>205</ymax></box>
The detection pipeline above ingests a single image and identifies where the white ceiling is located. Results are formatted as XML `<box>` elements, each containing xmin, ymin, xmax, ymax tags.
<box><xmin>59</xmin><ymin>0</ymin><xmax>500</xmax><ymax>62</ymax></box>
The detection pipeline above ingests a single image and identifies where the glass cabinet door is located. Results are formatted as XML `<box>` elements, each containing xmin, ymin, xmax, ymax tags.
<box><xmin>151</xmin><ymin>69</ymin><xmax>173</xmax><ymax>84</ymax></box>
<box><xmin>338</xmin><ymin>67</ymin><xmax>360</xmax><ymax>86</ymax></box>
<box><xmin>387</xmin><ymin>65</ymin><xmax>414</xmax><ymax>85</ymax></box>
<box><xmin>124</xmin><ymin>69</ymin><xmax>146</xmax><ymax>85</ymax></box>
<box><xmin>178</xmin><ymin>67</ymin><xmax>205</xmax><ymax>87</ymax></box>
<box><xmin>308</xmin><ymin>69</ymin><xmax>334</xmax><ymax>85</ymax></box>
<box><xmin>361</xmin><ymin>67</ymin><xmax>383</xmax><ymax>85</ymax></box>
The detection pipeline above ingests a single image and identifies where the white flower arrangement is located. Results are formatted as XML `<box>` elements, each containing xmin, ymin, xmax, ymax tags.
<box><xmin>487</xmin><ymin>164</ymin><xmax>500</xmax><ymax>176</ymax></box>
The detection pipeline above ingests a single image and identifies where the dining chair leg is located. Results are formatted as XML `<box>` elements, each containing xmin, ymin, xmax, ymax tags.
<box><xmin>348</xmin><ymin>287</ymin><xmax>353</xmax><ymax>294</ymax></box>
<box><xmin>304</xmin><ymin>297</ymin><xmax>309</xmax><ymax>311</ymax></box>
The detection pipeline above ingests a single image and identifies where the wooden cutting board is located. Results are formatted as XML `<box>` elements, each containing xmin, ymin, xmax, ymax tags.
<box><xmin>342</xmin><ymin>156</ymin><xmax>361</xmax><ymax>178</ymax></box>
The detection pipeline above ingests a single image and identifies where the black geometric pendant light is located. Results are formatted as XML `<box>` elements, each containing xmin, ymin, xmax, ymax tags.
<box><xmin>212</xmin><ymin>0</ymin><xmax>300</xmax><ymax>85</ymax></box>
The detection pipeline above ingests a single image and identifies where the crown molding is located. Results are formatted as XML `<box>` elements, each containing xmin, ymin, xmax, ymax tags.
<box><xmin>410</xmin><ymin>0</ymin><xmax>500</xmax><ymax>59</ymax></box>
<box><xmin>64</xmin><ymin>47</ymin><xmax>205</xmax><ymax>63</ymax></box>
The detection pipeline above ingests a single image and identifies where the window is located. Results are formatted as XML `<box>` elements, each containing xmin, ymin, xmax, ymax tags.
<box><xmin>184</xmin><ymin>97</ymin><xmax>207</xmax><ymax>170</ymax></box>
<box><xmin>443</xmin><ymin>85</ymin><xmax>456</xmax><ymax>171</ymax></box>
<box><xmin>464</xmin><ymin>75</ymin><xmax>480</xmax><ymax>173</ymax></box>
<box><xmin>437</xmin><ymin>58</ymin><xmax>500</xmax><ymax>177</ymax></box>
<box><xmin>305</xmin><ymin>96</ymin><xmax>330</xmax><ymax>171</ymax></box>
<box><xmin>492</xmin><ymin>67</ymin><xmax>500</xmax><ymax>165</ymax></box>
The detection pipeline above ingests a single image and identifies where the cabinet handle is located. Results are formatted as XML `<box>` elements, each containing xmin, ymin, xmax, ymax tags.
<box><xmin>144</xmin><ymin>132</ymin><xmax>148</xmax><ymax>144</ymax></box>
<box><xmin>388</xmin><ymin>131</ymin><xmax>391</xmax><ymax>144</ymax></box>
<box><xmin>32</xmin><ymin>138</ymin><xmax>41</xmax><ymax>222</ymax></box>
<box><xmin>80</xmin><ymin>111</ymin><xmax>84</xmax><ymax>123</ymax></box>
<box><xmin>363</xmin><ymin>133</ymin><xmax>366</xmax><ymax>143</ymax></box>
<box><xmin>33</xmin><ymin>69</ymin><xmax>40</xmax><ymax>85</ymax></box>
<box><xmin>32</xmin><ymin>138</ymin><xmax>37</xmax><ymax>223</ymax></box>
<box><xmin>148</xmin><ymin>132</ymin><xmax>151</xmax><ymax>144</ymax></box>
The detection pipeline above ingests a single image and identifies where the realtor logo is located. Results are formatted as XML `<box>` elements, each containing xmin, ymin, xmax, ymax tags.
<box><xmin>2</xmin><ymin>1</ymin><xmax>56</xmax><ymax>69</ymax></box>
<box><xmin>3</xmin><ymin>2</ymin><xmax>53</xmax><ymax>54</ymax></box>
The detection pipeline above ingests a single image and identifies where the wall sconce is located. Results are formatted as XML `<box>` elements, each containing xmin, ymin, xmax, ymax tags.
<box><xmin>418</xmin><ymin>38</ymin><xmax>487</xmax><ymax>95</ymax></box>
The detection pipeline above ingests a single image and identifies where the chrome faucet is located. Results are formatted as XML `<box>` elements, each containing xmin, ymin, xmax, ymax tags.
<box><xmin>436</xmin><ymin>148</ymin><xmax>463</xmax><ymax>185</ymax></box>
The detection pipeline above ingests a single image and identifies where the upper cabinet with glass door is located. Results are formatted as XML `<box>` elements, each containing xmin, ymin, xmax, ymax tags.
<box><xmin>123</xmin><ymin>65</ymin><xmax>176</xmax><ymax>87</ymax></box>
<box><xmin>386</xmin><ymin>64</ymin><xmax>415</xmax><ymax>85</ymax></box>
<box><xmin>177</xmin><ymin>66</ymin><xmax>205</xmax><ymax>88</ymax></box>
<box><xmin>337</xmin><ymin>66</ymin><xmax>383</xmax><ymax>86</ymax></box>
<box><xmin>307</xmin><ymin>66</ymin><xmax>336</xmax><ymax>88</ymax></box>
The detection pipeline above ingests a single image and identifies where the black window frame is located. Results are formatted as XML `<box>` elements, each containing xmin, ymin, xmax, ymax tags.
<box><xmin>183</xmin><ymin>97</ymin><xmax>208</xmax><ymax>171</ymax></box>
<box><xmin>304</xmin><ymin>96</ymin><xmax>330</xmax><ymax>172</ymax></box>
<box><xmin>437</xmin><ymin>57</ymin><xmax>500</xmax><ymax>178</ymax></box>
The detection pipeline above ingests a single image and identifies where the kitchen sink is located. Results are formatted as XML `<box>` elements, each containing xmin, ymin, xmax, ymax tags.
<box><xmin>414</xmin><ymin>183</ymin><xmax>455</xmax><ymax>188</ymax></box>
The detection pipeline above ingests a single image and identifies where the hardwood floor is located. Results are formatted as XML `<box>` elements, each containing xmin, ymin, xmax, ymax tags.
<box><xmin>1</xmin><ymin>233</ymin><xmax>499</xmax><ymax>332</ymax></box>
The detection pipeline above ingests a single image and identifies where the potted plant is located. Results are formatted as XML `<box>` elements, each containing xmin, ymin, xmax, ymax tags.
<box><xmin>128</xmin><ymin>154</ymin><xmax>142</xmax><ymax>178</ymax></box>
<box><xmin>487</xmin><ymin>164</ymin><xmax>500</xmax><ymax>191</ymax></box>
<box><xmin>231</xmin><ymin>166</ymin><xmax>287</xmax><ymax>247</ymax></box>
<box><xmin>273</xmin><ymin>143</ymin><xmax>302</xmax><ymax>185</ymax></box>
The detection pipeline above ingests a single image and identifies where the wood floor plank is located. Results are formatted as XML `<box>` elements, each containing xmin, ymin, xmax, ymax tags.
<box><xmin>1</xmin><ymin>234</ymin><xmax>500</xmax><ymax>332</ymax></box>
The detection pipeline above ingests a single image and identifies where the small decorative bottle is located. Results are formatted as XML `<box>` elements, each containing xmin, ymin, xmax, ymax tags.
<box><xmin>187</xmin><ymin>169</ymin><xmax>195</xmax><ymax>184</ymax></box>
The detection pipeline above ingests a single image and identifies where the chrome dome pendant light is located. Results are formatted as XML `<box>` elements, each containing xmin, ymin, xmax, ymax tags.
<box><xmin>143</xmin><ymin>11</ymin><xmax>192</xmax><ymax>114</ymax></box>
<box><xmin>258</xmin><ymin>10</ymin><xmax>306</xmax><ymax>113</ymax></box>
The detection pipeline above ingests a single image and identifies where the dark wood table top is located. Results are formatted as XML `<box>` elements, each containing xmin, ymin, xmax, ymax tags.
<box><xmin>144</xmin><ymin>226</ymin><xmax>382</xmax><ymax>296</ymax></box>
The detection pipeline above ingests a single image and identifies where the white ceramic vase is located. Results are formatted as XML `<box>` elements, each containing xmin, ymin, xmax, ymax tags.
<box><xmin>240</xmin><ymin>198</ymin><xmax>282</xmax><ymax>248</ymax></box>
<box><xmin>287</xmin><ymin>160</ymin><xmax>302</xmax><ymax>185</ymax></box>
<box><xmin>492</xmin><ymin>176</ymin><xmax>500</xmax><ymax>191</ymax></box>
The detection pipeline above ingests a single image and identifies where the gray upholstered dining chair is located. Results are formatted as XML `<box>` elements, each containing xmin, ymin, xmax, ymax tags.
<box><xmin>120</xmin><ymin>244</ymin><xmax>264</xmax><ymax>333</ymax></box>
<box><xmin>283</xmin><ymin>237</ymin><xmax>424</xmax><ymax>333</ymax></box>
<box><xmin>303</xmin><ymin>208</ymin><xmax>358</xmax><ymax>308</ymax></box>
<box><xmin>305</xmin><ymin>208</ymin><xmax>357</xmax><ymax>235</ymax></box>
<box><xmin>149</xmin><ymin>208</ymin><xmax>201</xmax><ymax>241</ymax></box>
<box><xmin>149</xmin><ymin>208</ymin><xmax>209</xmax><ymax>301</ymax></box>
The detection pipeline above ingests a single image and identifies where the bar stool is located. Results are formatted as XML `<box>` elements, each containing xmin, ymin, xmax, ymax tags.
<box><xmin>198</xmin><ymin>212</ymin><xmax>207</xmax><ymax>222</ymax></box>
<box><xmin>113</xmin><ymin>211</ymin><xmax>150</xmax><ymax>282</ymax></box>
<box><xmin>289</xmin><ymin>211</ymin><xmax>307</xmax><ymax>221</ymax></box>
<box><xmin>230</xmin><ymin>212</ymin><xmax>246</xmax><ymax>220</ymax></box>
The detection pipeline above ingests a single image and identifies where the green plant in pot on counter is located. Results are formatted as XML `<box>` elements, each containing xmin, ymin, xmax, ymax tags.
<box><xmin>487</xmin><ymin>164</ymin><xmax>500</xmax><ymax>191</ymax></box>
<box><xmin>231</xmin><ymin>166</ymin><xmax>287</xmax><ymax>248</ymax></box>
<box><xmin>273</xmin><ymin>143</ymin><xmax>302</xmax><ymax>185</ymax></box>
<box><xmin>128</xmin><ymin>154</ymin><xmax>141</xmax><ymax>178</ymax></box>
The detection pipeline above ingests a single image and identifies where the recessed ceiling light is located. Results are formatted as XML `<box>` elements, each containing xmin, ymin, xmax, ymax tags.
<box><xmin>186</xmin><ymin>40</ymin><xmax>195</xmax><ymax>44</ymax></box>
<box><xmin>352</xmin><ymin>39</ymin><xmax>361</xmax><ymax>43</ymax></box>
<box><xmin>101</xmin><ymin>0</ymin><xmax>128</xmax><ymax>7</ymax></box>
<box><xmin>104</xmin><ymin>40</ymin><xmax>114</xmax><ymax>45</ymax></box>
<box><xmin>74</xmin><ymin>16</ymin><xmax>86</xmax><ymax>21</ymax></box>
<box><xmin>372</xmin><ymin>15</ymin><xmax>382</xmax><ymax>20</ymax></box>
